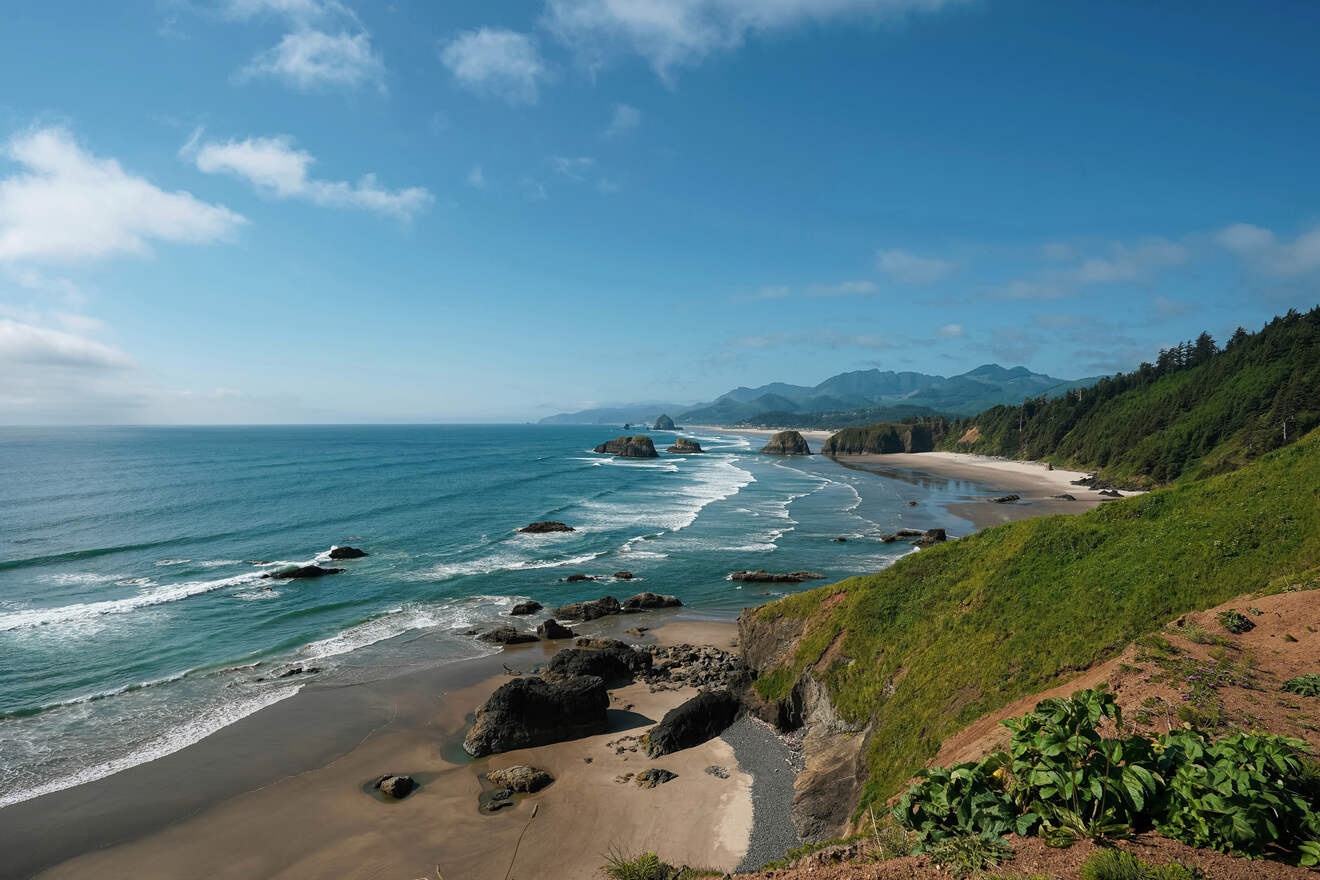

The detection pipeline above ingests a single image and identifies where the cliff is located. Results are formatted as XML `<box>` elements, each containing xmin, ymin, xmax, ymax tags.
<box><xmin>593</xmin><ymin>435</ymin><xmax>659</xmax><ymax>458</ymax></box>
<box><xmin>759</xmin><ymin>430</ymin><xmax>811</xmax><ymax>455</ymax></box>
<box><xmin>821</xmin><ymin>422</ymin><xmax>935</xmax><ymax>455</ymax></box>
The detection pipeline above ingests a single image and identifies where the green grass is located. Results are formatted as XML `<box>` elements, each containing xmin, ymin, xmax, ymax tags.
<box><xmin>1078</xmin><ymin>849</ymin><xmax>1204</xmax><ymax>880</ymax></box>
<box><xmin>599</xmin><ymin>850</ymin><xmax>722</xmax><ymax>880</ymax></box>
<box><xmin>753</xmin><ymin>427</ymin><xmax>1320</xmax><ymax>815</ymax></box>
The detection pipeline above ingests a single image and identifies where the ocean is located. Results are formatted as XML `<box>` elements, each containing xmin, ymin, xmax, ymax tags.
<box><xmin>0</xmin><ymin>424</ymin><xmax>979</xmax><ymax>811</ymax></box>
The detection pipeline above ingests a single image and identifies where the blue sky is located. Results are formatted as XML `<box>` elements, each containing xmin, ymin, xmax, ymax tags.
<box><xmin>1</xmin><ymin>0</ymin><xmax>1318</xmax><ymax>423</ymax></box>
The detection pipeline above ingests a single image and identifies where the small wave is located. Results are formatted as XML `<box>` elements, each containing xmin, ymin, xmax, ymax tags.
<box><xmin>114</xmin><ymin>577</ymin><xmax>155</xmax><ymax>588</ymax></box>
<box><xmin>154</xmin><ymin>558</ymin><xmax>191</xmax><ymax>567</ymax></box>
<box><xmin>0</xmin><ymin>572</ymin><xmax>262</xmax><ymax>632</ymax></box>
<box><xmin>298</xmin><ymin>597</ymin><xmax>513</xmax><ymax>662</ymax></box>
<box><xmin>197</xmin><ymin>559</ymin><xmax>242</xmax><ymax>569</ymax></box>
<box><xmin>427</xmin><ymin>551</ymin><xmax>603</xmax><ymax>581</ymax></box>
<box><xmin>46</xmin><ymin>572</ymin><xmax>119</xmax><ymax>586</ymax></box>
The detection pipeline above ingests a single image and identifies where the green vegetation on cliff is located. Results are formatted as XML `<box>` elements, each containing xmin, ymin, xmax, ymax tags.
<box><xmin>820</xmin><ymin>421</ymin><xmax>942</xmax><ymax>454</ymax></box>
<box><xmin>940</xmin><ymin>307</ymin><xmax>1320</xmax><ymax>485</ymax></box>
<box><xmin>752</xmin><ymin>427</ymin><xmax>1320</xmax><ymax>814</ymax></box>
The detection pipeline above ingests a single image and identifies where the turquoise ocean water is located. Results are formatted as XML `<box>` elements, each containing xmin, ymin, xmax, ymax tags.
<box><xmin>0</xmin><ymin>425</ymin><xmax>980</xmax><ymax>810</ymax></box>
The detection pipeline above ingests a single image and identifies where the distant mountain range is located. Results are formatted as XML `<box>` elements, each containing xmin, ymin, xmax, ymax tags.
<box><xmin>537</xmin><ymin>364</ymin><xmax>1103</xmax><ymax>426</ymax></box>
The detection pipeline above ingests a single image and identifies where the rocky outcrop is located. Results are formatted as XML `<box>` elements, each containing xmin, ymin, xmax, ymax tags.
<box><xmin>478</xmin><ymin>626</ymin><xmax>539</xmax><ymax>645</ymax></box>
<box><xmin>653</xmin><ymin>414</ymin><xmax>676</xmax><ymax>430</ymax></box>
<box><xmin>634</xmin><ymin>768</ymin><xmax>677</xmax><ymax>788</ymax></box>
<box><xmin>329</xmin><ymin>546</ymin><xmax>367</xmax><ymax>559</ymax></box>
<box><xmin>760</xmin><ymin>431</ymin><xmax>811</xmax><ymax>455</ymax></box>
<box><xmin>563</xmin><ymin>573</ymin><xmax>597</xmax><ymax>583</ymax></box>
<box><xmin>519</xmin><ymin>521</ymin><xmax>575</xmax><ymax>533</ymax></box>
<box><xmin>536</xmin><ymin>618</ymin><xmax>575</xmax><ymax>640</ymax></box>
<box><xmin>593</xmin><ymin>435</ymin><xmax>659</xmax><ymax>458</ymax></box>
<box><xmin>261</xmin><ymin>565</ymin><xmax>343</xmax><ymax>579</ymax></box>
<box><xmin>666</xmin><ymin>438</ymin><xmax>703</xmax><ymax>453</ymax></box>
<box><xmin>613</xmin><ymin>571</ymin><xmax>635</xmax><ymax>580</ymax></box>
<box><xmin>644</xmin><ymin>689</ymin><xmax>741</xmax><ymax>757</ymax></box>
<box><xmin>622</xmin><ymin>591</ymin><xmax>682</xmax><ymax>611</ymax></box>
<box><xmin>553</xmin><ymin>595</ymin><xmax>622</xmax><ymax>620</ymax></box>
<box><xmin>1052</xmin><ymin>493</ymin><xmax>1077</xmax><ymax>501</ymax></box>
<box><xmin>643</xmin><ymin>643</ymin><xmax>751</xmax><ymax>693</ymax></box>
<box><xmin>463</xmin><ymin>675</ymin><xmax>608</xmax><ymax>757</ymax></box>
<box><xmin>730</xmin><ymin>570</ymin><xmax>826</xmax><ymax>584</ymax></box>
<box><xmin>910</xmin><ymin>528</ymin><xmax>947</xmax><ymax>547</ymax></box>
<box><xmin>485</xmin><ymin>765</ymin><xmax>554</xmax><ymax>793</ymax></box>
<box><xmin>821</xmin><ymin>423</ymin><xmax>936</xmax><ymax>455</ymax></box>
<box><xmin>989</xmin><ymin>494</ymin><xmax>1020</xmax><ymax>504</ymax></box>
<box><xmin>372</xmin><ymin>775</ymin><xmax>416</xmax><ymax>799</ymax></box>
<box><xmin>510</xmin><ymin>600</ymin><xmax>543</xmax><ymax>615</ymax></box>
<box><xmin>546</xmin><ymin>638</ymin><xmax>652</xmax><ymax>682</ymax></box>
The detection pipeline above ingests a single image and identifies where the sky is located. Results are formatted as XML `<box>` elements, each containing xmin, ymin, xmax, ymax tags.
<box><xmin>1</xmin><ymin>0</ymin><xmax>1318</xmax><ymax>424</ymax></box>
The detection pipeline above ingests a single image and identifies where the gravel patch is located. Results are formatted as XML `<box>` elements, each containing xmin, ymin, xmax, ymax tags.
<box><xmin>722</xmin><ymin>715</ymin><xmax>804</xmax><ymax>871</ymax></box>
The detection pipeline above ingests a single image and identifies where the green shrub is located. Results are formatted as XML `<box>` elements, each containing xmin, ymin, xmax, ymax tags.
<box><xmin>1216</xmin><ymin>610</ymin><xmax>1255</xmax><ymax>634</ymax></box>
<box><xmin>1079</xmin><ymin>849</ymin><xmax>1203</xmax><ymax>880</ymax></box>
<box><xmin>1283</xmin><ymin>674</ymin><xmax>1320</xmax><ymax>697</ymax></box>
<box><xmin>924</xmin><ymin>834</ymin><xmax>1013</xmax><ymax>878</ymax></box>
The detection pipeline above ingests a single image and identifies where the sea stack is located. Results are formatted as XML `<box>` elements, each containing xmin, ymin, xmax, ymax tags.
<box><xmin>666</xmin><ymin>437</ymin><xmax>703</xmax><ymax>453</ymax></box>
<box><xmin>759</xmin><ymin>430</ymin><xmax>811</xmax><ymax>455</ymax></box>
<box><xmin>653</xmin><ymin>414</ymin><xmax>676</xmax><ymax>430</ymax></box>
<box><xmin>593</xmin><ymin>435</ymin><xmax>659</xmax><ymax>458</ymax></box>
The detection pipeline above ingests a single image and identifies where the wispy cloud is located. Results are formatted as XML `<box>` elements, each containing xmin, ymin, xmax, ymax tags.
<box><xmin>805</xmin><ymin>280</ymin><xmax>880</xmax><ymax>297</ymax></box>
<box><xmin>440</xmin><ymin>28</ymin><xmax>550</xmax><ymax>105</ymax></box>
<box><xmin>551</xmin><ymin>156</ymin><xmax>596</xmax><ymax>180</ymax></box>
<box><xmin>1216</xmin><ymin>222</ymin><xmax>1320</xmax><ymax>278</ymax></box>
<box><xmin>731</xmin><ymin>328</ymin><xmax>895</xmax><ymax>350</ymax></box>
<box><xmin>605</xmin><ymin>103</ymin><xmax>641</xmax><ymax>136</ymax></box>
<box><xmin>876</xmin><ymin>249</ymin><xmax>955</xmax><ymax>285</ymax></box>
<box><xmin>0</xmin><ymin>316</ymin><xmax>130</xmax><ymax>369</ymax></box>
<box><xmin>227</xmin><ymin>1</ymin><xmax>385</xmax><ymax>92</ymax></box>
<box><xmin>937</xmin><ymin>323</ymin><xmax>964</xmax><ymax>338</ymax></box>
<box><xmin>1000</xmin><ymin>236</ymin><xmax>1189</xmax><ymax>299</ymax></box>
<box><xmin>0</xmin><ymin>127</ymin><xmax>244</xmax><ymax>264</ymax></box>
<box><xmin>186</xmin><ymin>133</ymin><xmax>432</xmax><ymax>220</ymax></box>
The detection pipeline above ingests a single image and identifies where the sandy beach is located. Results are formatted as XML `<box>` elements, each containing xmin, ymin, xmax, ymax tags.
<box><xmin>3</xmin><ymin>616</ymin><xmax>785</xmax><ymax>880</ymax></box>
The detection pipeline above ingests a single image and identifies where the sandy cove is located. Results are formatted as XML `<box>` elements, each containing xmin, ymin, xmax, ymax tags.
<box><xmin>14</xmin><ymin>620</ymin><xmax>760</xmax><ymax>880</ymax></box>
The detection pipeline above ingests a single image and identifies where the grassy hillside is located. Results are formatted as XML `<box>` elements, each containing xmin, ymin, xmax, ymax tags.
<box><xmin>941</xmin><ymin>307</ymin><xmax>1320</xmax><ymax>485</ymax></box>
<box><xmin>751</xmin><ymin>426</ymin><xmax>1320</xmax><ymax>815</ymax></box>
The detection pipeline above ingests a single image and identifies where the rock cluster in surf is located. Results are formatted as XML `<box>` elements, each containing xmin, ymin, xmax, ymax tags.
<box><xmin>593</xmin><ymin>435</ymin><xmax>660</xmax><ymax>458</ymax></box>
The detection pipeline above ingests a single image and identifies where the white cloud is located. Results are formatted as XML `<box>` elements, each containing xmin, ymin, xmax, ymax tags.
<box><xmin>606</xmin><ymin>103</ymin><xmax>642</xmax><ymax>136</ymax></box>
<box><xmin>937</xmin><ymin>323</ymin><xmax>964</xmax><ymax>337</ymax></box>
<box><xmin>0</xmin><ymin>127</ymin><xmax>244</xmax><ymax>264</ymax></box>
<box><xmin>552</xmin><ymin>156</ymin><xmax>596</xmax><ymax>180</ymax></box>
<box><xmin>805</xmin><ymin>280</ymin><xmax>880</xmax><ymax>296</ymax></box>
<box><xmin>1216</xmin><ymin>222</ymin><xmax>1320</xmax><ymax>278</ymax></box>
<box><xmin>1072</xmin><ymin>238</ymin><xmax>1187</xmax><ymax>283</ymax></box>
<box><xmin>238</xmin><ymin>30</ymin><xmax>384</xmax><ymax>91</ymax></box>
<box><xmin>188</xmin><ymin>134</ymin><xmax>432</xmax><ymax>220</ymax></box>
<box><xmin>754</xmin><ymin>285</ymin><xmax>790</xmax><ymax>299</ymax></box>
<box><xmin>0</xmin><ymin>317</ymin><xmax>131</xmax><ymax>369</ymax></box>
<box><xmin>731</xmin><ymin>328</ymin><xmax>894</xmax><ymax>349</ymax></box>
<box><xmin>225</xmin><ymin>0</ymin><xmax>333</xmax><ymax>21</ymax></box>
<box><xmin>875</xmin><ymin>249</ymin><xmax>955</xmax><ymax>285</ymax></box>
<box><xmin>440</xmin><ymin>28</ymin><xmax>549</xmax><ymax>105</ymax></box>
<box><xmin>467</xmin><ymin>165</ymin><xmax>486</xmax><ymax>188</ymax></box>
<box><xmin>544</xmin><ymin>0</ymin><xmax>963</xmax><ymax>82</ymax></box>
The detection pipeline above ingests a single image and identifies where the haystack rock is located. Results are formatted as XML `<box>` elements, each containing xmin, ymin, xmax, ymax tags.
<box><xmin>593</xmin><ymin>435</ymin><xmax>659</xmax><ymax>458</ymax></box>
<box><xmin>666</xmin><ymin>438</ymin><xmax>703</xmax><ymax>453</ymax></box>
<box><xmin>329</xmin><ymin>546</ymin><xmax>367</xmax><ymax>559</ymax></box>
<box><xmin>759</xmin><ymin>431</ymin><xmax>811</xmax><ymax>455</ymax></box>
<box><xmin>653</xmin><ymin>414</ymin><xmax>676</xmax><ymax>430</ymax></box>
<box><xmin>519</xmin><ymin>521</ymin><xmax>575</xmax><ymax>534</ymax></box>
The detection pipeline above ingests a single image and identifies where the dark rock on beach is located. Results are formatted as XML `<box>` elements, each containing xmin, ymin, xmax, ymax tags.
<box><xmin>552</xmin><ymin>595</ymin><xmax>622</xmax><ymax>620</ymax></box>
<box><xmin>759</xmin><ymin>430</ymin><xmax>811</xmax><ymax>455</ymax></box>
<box><xmin>547</xmin><ymin>638</ymin><xmax>651</xmax><ymax>682</ymax></box>
<box><xmin>593</xmin><ymin>435</ymin><xmax>660</xmax><ymax>458</ymax></box>
<box><xmin>373</xmin><ymin>775</ymin><xmax>416</xmax><ymax>799</ymax></box>
<box><xmin>536</xmin><ymin>618</ymin><xmax>575</xmax><ymax>640</ymax></box>
<box><xmin>486</xmin><ymin>765</ymin><xmax>554</xmax><ymax>793</ymax></box>
<box><xmin>729</xmin><ymin>570</ymin><xmax>826</xmax><ymax>584</ymax></box>
<box><xmin>463</xmin><ymin>675</ymin><xmax>608</xmax><ymax>757</ymax></box>
<box><xmin>510</xmin><ymin>600</ymin><xmax>543</xmax><ymax>615</ymax></box>
<box><xmin>635</xmin><ymin>768</ymin><xmax>677</xmax><ymax>788</ymax></box>
<box><xmin>644</xmin><ymin>689</ymin><xmax>742</xmax><ymax>757</ymax></box>
<box><xmin>328</xmin><ymin>546</ymin><xmax>367</xmax><ymax>559</ymax></box>
<box><xmin>666</xmin><ymin>437</ymin><xmax>703</xmax><ymax>453</ymax></box>
<box><xmin>621</xmin><ymin>591</ymin><xmax>682</xmax><ymax>611</ymax></box>
<box><xmin>478</xmin><ymin>788</ymin><xmax>515</xmax><ymax>813</ymax></box>
<box><xmin>1052</xmin><ymin>493</ymin><xmax>1077</xmax><ymax>501</ymax></box>
<box><xmin>653</xmin><ymin>414</ymin><xmax>676</xmax><ymax>430</ymax></box>
<box><xmin>519</xmin><ymin>521</ymin><xmax>575</xmax><ymax>534</ymax></box>
<box><xmin>989</xmin><ymin>494</ymin><xmax>1021</xmax><ymax>504</ymax></box>
<box><xmin>1098</xmin><ymin>488</ymin><xmax>1122</xmax><ymax>497</ymax></box>
<box><xmin>910</xmin><ymin>528</ymin><xmax>947</xmax><ymax>547</ymax></box>
<box><xmin>261</xmin><ymin>565</ymin><xmax>344</xmax><ymax>580</ymax></box>
<box><xmin>643</xmin><ymin>643</ymin><xmax>750</xmax><ymax>692</ymax></box>
<box><xmin>477</xmin><ymin>626</ymin><xmax>539</xmax><ymax>645</ymax></box>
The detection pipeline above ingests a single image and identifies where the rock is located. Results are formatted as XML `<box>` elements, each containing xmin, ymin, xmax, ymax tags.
<box><xmin>729</xmin><ymin>570</ymin><xmax>826</xmax><ymax>584</ymax></box>
<box><xmin>821</xmin><ymin>423</ymin><xmax>935</xmax><ymax>455</ymax></box>
<box><xmin>1052</xmin><ymin>494</ymin><xmax>1076</xmax><ymax>501</ymax></box>
<box><xmin>478</xmin><ymin>788</ymin><xmax>515</xmax><ymax>813</ymax></box>
<box><xmin>907</xmin><ymin>500</ymin><xmax>918</xmax><ymax>507</ymax></box>
<box><xmin>276</xmin><ymin>665</ymin><xmax>320</xmax><ymax>678</ymax></box>
<box><xmin>519</xmin><ymin>521</ymin><xmax>575</xmax><ymax>534</ymax></box>
<box><xmin>537</xmin><ymin>618</ymin><xmax>575</xmax><ymax>640</ymax></box>
<box><xmin>621</xmin><ymin>592</ymin><xmax>682</xmax><ymax>611</ymax></box>
<box><xmin>625</xmin><ymin>627</ymin><xmax>649</xmax><ymax>636</ymax></box>
<box><xmin>831</xmin><ymin>537</ymin><xmax>847</xmax><ymax>543</ymax></box>
<box><xmin>546</xmin><ymin>639</ymin><xmax>652</xmax><ymax>682</ymax></box>
<box><xmin>612</xmin><ymin>571</ymin><xmax>635</xmax><ymax>580</ymax></box>
<box><xmin>878</xmin><ymin>533</ymin><xmax>898</xmax><ymax>543</ymax></box>
<box><xmin>329</xmin><ymin>546</ymin><xmax>367</xmax><ymax>560</ymax></box>
<box><xmin>477</xmin><ymin>626</ymin><xmax>539</xmax><ymax>645</ymax></box>
<box><xmin>485</xmin><ymin>765</ymin><xmax>554</xmax><ymax>793</ymax></box>
<box><xmin>666</xmin><ymin>438</ymin><xmax>703</xmax><ymax>454</ymax></box>
<box><xmin>593</xmin><ymin>435</ymin><xmax>659</xmax><ymax>458</ymax></box>
<box><xmin>1099</xmin><ymin>488</ymin><xmax>1122</xmax><ymax>497</ymax></box>
<box><xmin>563</xmin><ymin>573</ymin><xmax>597</xmax><ymax>583</ymax></box>
<box><xmin>910</xmin><ymin>528</ymin><xmax>947</xmax><ymax>547</ymax></box>
<box><xmin>261</xmin><ymin>565</ymin><xmax>344</xmax><ymax>580</ymax></box>
<box><xmin>989</xmin><ymin>494</ymin><xmax>1020</xmax><ymax>504</ymax></box>
<box><xmin>653</xmin><ymin>414</ymin><xmax>676</xmax><ymax>430</ymax></box>
<box><xmin>552</xmin><ymin>595</ymin><xmax>622</xmax><ymax>621</ymax></box>
<box><xmin>634</xmin><ymin>768</ymin><xmax>677</xmax><ymax>788</ymax></box>
<box><xmin>705</xmin><ymin>765</ymin><xmax>730</xmax><ymax>779</ymax></box>
<box><xmin>510</xmin><ymin>600</ymin><xmax>543</xmax><ymax>616</ymax></box>
<box><xmin>644</xmin><ymin>689</ymin><xmax>742</xmax><ymax>757</ymax></box>
<box><xmin>463</xmin><ymin>675</ymin><xmax>609</xmax><ymax>757</ymax></box>
<box><xmin>373</xmin><ymin>775</ymin><xmax>416</xmax><ymax>799</ymax></box>
<box><xmin>644</xmin><ymin>643</ymin><xmax>753</xmax><ymax>693</ymax></box>
<box><xmin>759</xmin><ymin>430</ymin><xmax>811</xmax><ymax>455</ymax></box>
<box><xmin>894</xmin><ymin>529</ymin><xmax>924</xmax><ymax>537</ymax></box>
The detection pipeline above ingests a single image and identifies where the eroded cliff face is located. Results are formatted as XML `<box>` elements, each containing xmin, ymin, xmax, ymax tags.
<box><xmin>737</xmin><ymin>606</ymin><xmax>872</xmax><ymax>843</ymax></box>
<box><xmin>820</xmin><ymin>423</ymin><xmax>935</xmax><ymax>455</ymax></box>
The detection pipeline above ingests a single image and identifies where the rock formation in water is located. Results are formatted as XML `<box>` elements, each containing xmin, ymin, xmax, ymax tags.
<box><xmin>593</xmin><ymin>435</ymin><xmax>660</xmax><ymax>458</ymax></box>
<box><xmin>729</xmin><ymin>569</ymin><xmax>826</xmax><ymax>584</ymax></box>
<box><xmin>510</xmin><ymin>600</ymin><xmax>543</xmax><ymax>615</ymax></box>
<box><xmin>261</xmin><ymin>565</ymin><xmax>344</xmax><ymax>579</ymax></box>
<box><xmin>329</xmin><ymin>546</ymin><xmax>367</xmax><ymax>559</ymax></box>
<box><xmin>666</xmin><ymin>437</ymin><xmax>703</xmax><ymax>453</ymax></box>
<box><xmin>821</xmin><ymin>423</ymin><xmax>936</xmax><ymax>455</ymax></box>
<box><xmin>759</xmin><ymin>431</ymin><xmax>811</xmax><ymax>455</ymax></box>
<box><xmin>653</xmin><ymin>414</ymin><xmax>676</xmax><ymax>430</ymax></box>
<box><xmin>518</xmin><ymin>521</ymin><xmax>575</xmax><ymax>533</ymax></box>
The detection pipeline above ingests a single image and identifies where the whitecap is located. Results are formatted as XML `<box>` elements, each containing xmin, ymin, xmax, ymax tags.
<box><xmin>0</xmin><ymin>572</ymin><xmax>263</xmax><ymax>632</ymax></box>
<box><xmin>154</xmin><ymin>559</ymin><xmax>191</xmax><ymax>567</ymax></box>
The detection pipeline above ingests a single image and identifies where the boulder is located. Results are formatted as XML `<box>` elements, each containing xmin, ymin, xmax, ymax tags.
<box><xmin>519</xmin><ymin>521</ymin><xmax>575</xmax><ymax>534</ymax></box>
<box><xmin>622</xmin><ymin>592</ymin><xmax>682</xmax><ymax>611</ymax></box>
<box><xmin>1099</xmin><ymin>489</ymin><xmax>1122</xmax><ymax>498</ymax></box>
<box><xmin>261</xmin><ymin>565</ymin><xmax>344</xmax><ymax>580</ymax></box>
<box><xmin>546</xmin><ymin>638</ymin><xmax>652</xmax><ymax>682</ymax></box>
<box><xmin>563</xmin><ymin>573</ymin><xmax>597</xmax><ymax>583</ymax></box>
<box><xmin>552</xmin><ymin>595</ymin><xmax>622</xmax><ymax>621</ymax></box>
<box><xmin>644</xmin><ymin>689</ymin><xmax>742</xmax><ymax>757</ymax></box>
<box><xmin>537</xmin><ymin>618</ymin><xmax>575</xmax><ymax>640</ymax></box>
<box><xmin>729</xmin><ymin>570</ymin><xmax>826</xmax><ymax>584</ymax></box>
<box><xmin>910</xmin><ymin>528</ymin><xmax>947</xmax><ymax>547</ymax></box>
<box><xmin>477</xmin><ymin>626</ymin><xmax>539</xmax><ymax>645</ymax></box>
<box><xmin>907</xmin><ymin>500</ymin><xmax>918</xmax><ymax>507</ymax></box>
<box><xmin>478</xmin><ymin>788</ymin><xmax>515</xmax><ymax>813</ymax></box>
<box><xmin>634</xmin><ymin>768</ymin><xmax>677</xmax><ymax>789</ymax></box>
<box><xmin>485</xmin><ymin>765</ymin><xmax>554</xmax><ymax>793</ymax></box>
<box><xmin>1052</xmin><ymin>494</ymin><xmax>1076</xmax><ymax>501</ymax></box>
<box><xmin>373</xmin><ymin>775</ymin><xmax>416</xmax><ymax>799</ymax></box>
<box><xmin>329</xmin><ymin>546</ymin><xmax>367</xmax><ymax>560</ymax></box>
<box><xmin>510</xmin><ymin>600</ymin><xmax>543</xmax><ymax>616</ymax></box>
<box><xmin>831</xmin><ymin>537</ymin><xmax>847</xmax><ymax>543</ymax></box>
<box><xmin>759</xmin><ymin>430</ymin><xmax>811</xmax><ymax>455</ymax></box>
<box><xmin>879</xmin><ymin>533</ymin><xmax>898</xmax><ymax>543</ymax></box>
<box><xmin>653</xmin><ymin>414</ymin><xmax>676</xmax><ymax>431</ymax></box>
<box><xmin>593</xmin><ymin>436</ymin><xmax>660</xmax><ymax>458</ymax></box>
<box><xmin>666</xmin><ymin>438</ymin><xmax>703</xmax><ymax>453</ymax></box>
<box><xmin>894</xmin><ymin>529</ymin><xmax>925</xmax><ymax>537</ymax></box>
<box><xmin>989</xmin><ymin>494</ymin><xmax>1020</xmax><ymax>504</ymax></box>
<box><xmin>613</xmin><ymin>571</ymin><xmax>635</xmax><ymax>580</ymax></box>
<box><xmin>463</xmin><ymin>675</ymin><xmax>609</xmax><ymax>757</ymax></box>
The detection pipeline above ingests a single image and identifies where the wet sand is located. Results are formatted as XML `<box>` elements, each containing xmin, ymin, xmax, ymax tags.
<box><xmin>5</xmin><ymin>617</ymin><xmax>758</xmax><ymax>880</ymax></box>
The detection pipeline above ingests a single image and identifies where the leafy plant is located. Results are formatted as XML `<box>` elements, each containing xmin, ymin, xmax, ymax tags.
<box><xmin>1217</xmin><ymin>610</ymin><xmax>1255</xmax><ymax>634</ymax></box>
<box><xmin>1283</xmin><ymin>674</ymin><xmax>1320</xmax><ymax>697</ymax></box>
<box><xmin>893</xmin><ymin>755</ymin><xmax>1023</xmax><ymax>844</ymax></box>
